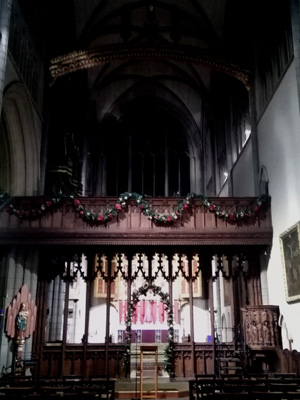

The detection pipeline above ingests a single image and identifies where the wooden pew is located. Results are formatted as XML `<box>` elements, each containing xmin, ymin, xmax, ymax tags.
<box><xmin>189</xmin><ymin>375</ymin><xmax>300</xmax><ymax>400</ymax></box>
<box><xmin>0</xmin><ymin>374</ymin><xmax>115</xmax><ymax>399</ymax></box>
<box><xmin>190</xmin><ymin>377</ymin><xmax>222</xmax><ymax>400</ymax></box>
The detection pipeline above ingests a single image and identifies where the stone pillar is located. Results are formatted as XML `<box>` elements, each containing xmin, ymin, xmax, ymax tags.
<box><xmin>0</xmin><ymin>0</ymin><xmax>13</xmax><ymax>118</ymax></box>
<box><xmin>290</xmin><ymin>0</ymin><xmax>300</xmax><ymax>115</ymax></box>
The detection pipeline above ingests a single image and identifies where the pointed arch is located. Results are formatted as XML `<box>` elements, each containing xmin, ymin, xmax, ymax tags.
<box><xmin>1</xmin><ymin>82</ymin><xmax>40</xmax><ymax>195</ymax></box>
<box><xmin>259</xmin><ymin>165</ymin><xmax>269</xmax><ymax>196</ymax></box>
<box><xmin>124</xmin><ymin>283</ymin><xmax>174</xmax><ymax>377</ymax></box>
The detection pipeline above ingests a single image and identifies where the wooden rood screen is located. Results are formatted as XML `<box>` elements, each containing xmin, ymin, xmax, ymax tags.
<box><xmin>0</xmin><ymin>196</ymin><xmax>274</xmax><ymax>378</ymax></box>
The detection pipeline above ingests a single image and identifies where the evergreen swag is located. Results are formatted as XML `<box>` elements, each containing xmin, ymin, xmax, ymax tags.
<box><xmin>124</xmin><ymin>284</ymin><xmax>174</xmax><ymax>377</ymax></box>
<box><xmin>6</xmin><ymin>192</ymin><xmax>270</xmax><ymax>225</ymax></box>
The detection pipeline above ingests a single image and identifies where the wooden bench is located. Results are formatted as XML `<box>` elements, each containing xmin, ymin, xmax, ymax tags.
<box><xmin>189</xmin><ymin>376</ymin><xmax>300</xmax><ymax>400</ymax></box>
<box><xmin>0</xmin><ymin>375</ymin><xmax>116</xmax><ymax>399</ymax></box>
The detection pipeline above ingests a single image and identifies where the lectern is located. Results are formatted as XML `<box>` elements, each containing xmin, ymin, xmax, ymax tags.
<box><xmin>140</xmin><ymin>345</ymin><xmax>158</xmax><ymax>400</ymax></box>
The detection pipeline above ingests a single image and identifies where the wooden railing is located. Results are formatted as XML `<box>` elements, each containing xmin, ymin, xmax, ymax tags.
<box><xmin>0</xmin><ymin>196</ymin><xmax>272</xmax><ymax>246</ymax></box>
<box><xmin>27</xmin><ymin>340</ymin><xmax>300</xmax><ymax>380</ymax></box>
<box><xmin>39</xmin><ymin>344</ymin><xmax>124</xmax><ymax>379</ymax></box>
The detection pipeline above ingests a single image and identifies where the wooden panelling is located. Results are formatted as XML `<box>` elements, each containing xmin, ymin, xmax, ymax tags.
<box><xmin>0</xmin><ymin>197</ymin><xmax>272</xmax><ymax>246</ymax></box>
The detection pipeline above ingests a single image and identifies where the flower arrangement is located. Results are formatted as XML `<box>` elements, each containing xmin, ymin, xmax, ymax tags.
<box><xmin>124</xmin><ymin>283</ymin><xmax>174</xmax><ymax>377</ymax></box>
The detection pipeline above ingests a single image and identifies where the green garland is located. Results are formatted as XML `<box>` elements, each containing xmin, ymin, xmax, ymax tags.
<box><xmin>7</xmin><ymin>196</ymin><xmax>63</xmax><ymax>219</ymax></box>
<box><xmin>6</xmin><ymin>192</ymin><xmax>270</xmax><ymax>225</ymax></box>
<box><xmin>124</xmin><ymin>284</ymin><xmax>174</xmax><ymax>377</ymax></box>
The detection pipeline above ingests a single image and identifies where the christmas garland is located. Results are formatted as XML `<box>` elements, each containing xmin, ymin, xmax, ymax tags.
<box><xmin>6</xmin><ymin>192</ymin><xmax>270</xmax><ymax>225</ymax></box>
<box><xmin>7</xmin><ymin>196</ymin><xmax>64</xmax><ymax>219</ymax></box>
<box><xmin>124</xmin><ymin>284</ymin><xmax>174</xmax><ymax>377</ymax></box>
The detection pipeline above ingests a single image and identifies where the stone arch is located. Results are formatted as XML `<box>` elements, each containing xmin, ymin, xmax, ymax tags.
<box><xmin>259</xmin><ymin>165</ymin><xmax>269</xmax><ymax>196</ymax></box>
<box><xmin>95</xmin><ymin>77</ymin><xmax>204</xmax><ymax>195</ymax></box>
<box><xmin>1</xmin><ymin>82</ymin><xmax>40</xmax><ymax>195</ymax></box>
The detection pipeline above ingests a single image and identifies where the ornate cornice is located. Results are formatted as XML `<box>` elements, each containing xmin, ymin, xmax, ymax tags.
<box><xmin>49</xmin><ymin>44</ymin><xmax>251</xmax><ymax>89</ymax></box>
<box><xmin>0</xmin><ymin>230</ymin><xmax>272</xmax><ymax>246</ymax></box>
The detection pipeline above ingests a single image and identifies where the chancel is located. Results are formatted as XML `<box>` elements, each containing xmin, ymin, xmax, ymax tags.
<box><xmin>0</xmin><ymin>1</ymin><xmax>300</xmax><ymax>399</ymax></box>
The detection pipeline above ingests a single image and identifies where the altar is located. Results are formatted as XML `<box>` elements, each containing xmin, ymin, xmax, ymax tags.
<box><xmin>118</xmin><ymin>329</ymin><xmax>169</xmax><ymax>343</ymax></box>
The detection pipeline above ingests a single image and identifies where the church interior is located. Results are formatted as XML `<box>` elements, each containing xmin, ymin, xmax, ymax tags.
<box><xmin>1</xmin><ymin>0</ymin><xmax>300</xmax><ymax>398</ymax></box>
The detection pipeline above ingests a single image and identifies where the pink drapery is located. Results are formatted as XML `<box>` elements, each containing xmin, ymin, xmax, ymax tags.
<box><xmin>120</xmin><ymin>300</ymin><xmax>174</xmax><ymax>325</ymax></box>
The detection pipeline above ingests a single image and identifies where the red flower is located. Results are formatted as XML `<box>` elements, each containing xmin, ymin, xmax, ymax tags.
<box><xmin>209</xmin><ymin>204</ymin><xmax>216</xmax><ymax>211</ymax></box>
<box><xmin>46</xmin><ymin>200</ymin><xmax>52</xmax><ymax>207</ymax></box>
<box><xmin>140</xmin><ymin>205</ymin><xmax>145</xmax><ymax>210</ymax></box>
<box><xmin>79</xmin><ymin>211</ymin><xmax>84</xmax><ymax>216</ymax></box>
<box><xmin>183</xmin><ymin>203</ymin><xmax>189</xmax><ymax>210</ymax></box>
<box><xmin>229</xmin><ymin>213</ymin><xmax>235</xmax><ymax>220</ymax></box>
<box><xmin>115</xmin><ymin>203</ymin><xmax>122</xmax><ymax>210</ymax></box>
<box><xmin>98</xmin><ymin>214</ymin><xmax>104</xmax><ymax>221</ymax></box>
<box><xmin>74</xmin><ymin>199</ymin><xmax>80</xmax><ymax>207</ymax></box>
<box><xmin>253</xmin><ymin>205</ymin><xmax>260</xmax><ymax>212</ymax></box>
<box><xmin>167</xmin><ymin>216</ymin><xmax>173</xmax><ymax>222</ymax></box>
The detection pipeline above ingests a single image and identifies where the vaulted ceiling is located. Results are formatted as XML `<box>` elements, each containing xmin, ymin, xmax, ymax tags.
<box><xmin>22</xmin><ymin>0</ymin><xmax>280</xmax><ymax>196</ymax></box>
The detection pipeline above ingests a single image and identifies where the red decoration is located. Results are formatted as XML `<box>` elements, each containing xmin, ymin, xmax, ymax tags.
<box><xmin>74</xmin><ymin>199</ymin><xmax>80</xmax><ymax>207</ymax></box>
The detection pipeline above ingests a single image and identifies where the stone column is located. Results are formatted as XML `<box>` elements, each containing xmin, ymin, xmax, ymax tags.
<box><xmin>0</xmin><ymin>0</ymin><xmax>13</xmax><ymax>117</ymax></box>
